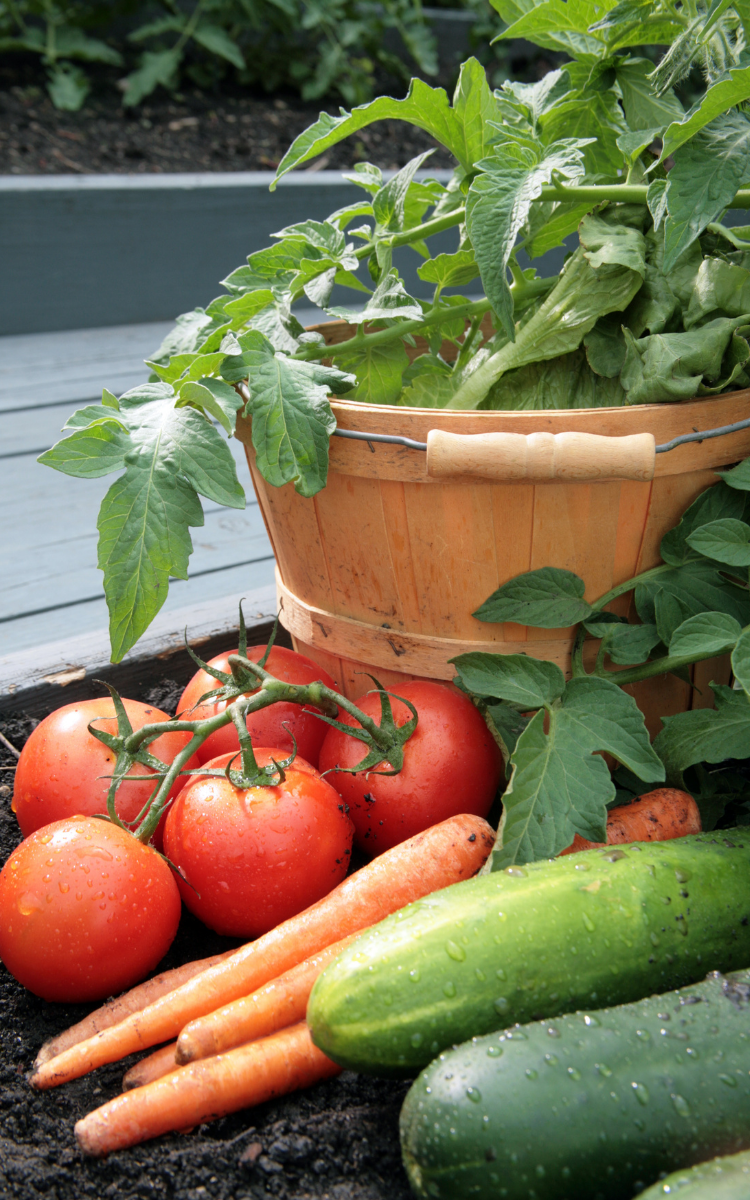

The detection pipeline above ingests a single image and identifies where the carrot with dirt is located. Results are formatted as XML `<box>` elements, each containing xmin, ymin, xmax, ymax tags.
<box><xmin>175</xmin><ymin>931</ymin><xmax>361</xmax><ymax>1065</ymax></box>
<box><xmin>31</xmin><ymin>813</ymin><xmax>494</xmax><ymax>1090</ymax></box>
<box><xmin>35</xmin><ymin>951</ymin><xmax>236</xmax><ymax>1068</ymax></box>
<box><xmin>560</xmin><ymin>788</ymin><xmax>701</xmax><ymax>855</ymax></box>
<box><xmin>123</xmin><ymin>1042</ymin><xmax>180</xmax><ymax>1090</ymax></box>
<box><xmin>76</xmin><ymin>1022</ymin><xmax>339</xmax><ymax>1156</ymax></box>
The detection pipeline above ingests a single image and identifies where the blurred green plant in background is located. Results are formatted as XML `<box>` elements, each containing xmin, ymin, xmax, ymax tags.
<box><xmin>0</xmin><ymin>0</ymin><xmax>508</xmax><ymax>110</ymax></box>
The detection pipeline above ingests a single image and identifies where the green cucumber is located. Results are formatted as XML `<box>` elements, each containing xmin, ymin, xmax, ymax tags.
<box><xmin>636</xmin><ymin>1149</ymin><xmax>750</xmax><ymax>1199</ymax></box>
<box><xmin>400</xmin><ymin>967</ymin><xmax>750</xmax><ymax>1200</ymax></box>
<box><xmin>308</xmin><ymin>831</ymin><xmax>750</xmax><ymax>1075</ymax></box>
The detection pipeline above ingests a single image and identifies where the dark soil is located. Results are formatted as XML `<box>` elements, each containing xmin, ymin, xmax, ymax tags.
<box><xmin>0</xmin><ymin>692</ymin><xmax>414</xmax><ymax>1200</ymax></box>
<box><xmin>0</xmin><ymin>80</ymin><xmax>456</xmax><ymax>176</ymax></box>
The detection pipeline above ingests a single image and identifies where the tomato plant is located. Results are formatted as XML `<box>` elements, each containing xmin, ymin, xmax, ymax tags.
<box><xmin>0</xmin><ymin>817</ymin><xmax>181</xmax><ymax>1002</ymax></box>
<box><xmin>163</xmin><ymin>749</ymin><xmax>353</xmax><ymax>938</ymax></box>
<box><xmin>12</xmin><ymin>698</ymin><xmax>199</xmax><ymax>846</ymax></box>
<box><xmin>318</xmin><ymin>681</ymin><xmax>503</xmax><ymax>855</ymax></box>
<box><xmin>177</xmin><ymin>645</ymin><xmax>337</xmax><ymax>767</ymax></box>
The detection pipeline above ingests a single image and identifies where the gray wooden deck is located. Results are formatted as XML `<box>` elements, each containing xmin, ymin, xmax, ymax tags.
<box><xmin>0</xmin><ymin>318</ymin><xmax>324</xmax><ymax>659</ymax></box>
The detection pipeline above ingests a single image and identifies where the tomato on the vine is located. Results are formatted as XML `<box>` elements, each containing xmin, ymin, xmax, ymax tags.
<box><xmin>163</xmin><ymin>749</ymin><xmax>353</xmax><ymax>938</ymax></box>
<box><xmin>177</xmin><ymin>645</ymin><xmax>337</xmax><ymax>767</ymax></box>
<box><xmin>13</xmin><ymin>698</ymin><xmax>199</xmax><ymax>845</ymax></box>
<box><xmin>318</xmin><ymin>680</ymin><xmax>503</xmax><ymax>855</ymax></box>
<box><xmin>0</xmin><ymin>817</ymin><xmax>181</xmax><ymax>1002</ymax></box>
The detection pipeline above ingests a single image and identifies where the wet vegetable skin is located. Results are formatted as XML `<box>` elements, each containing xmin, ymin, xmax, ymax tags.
<box><xmin>635</xmin><ymin>1147</ymin><xmax>750</xmax><ymax>1199</ymax></box>
<box><xmin>308</xmin><ymin>832</ymin><xmax>750</xmax><ymax>1076</ymax></box>
<box><xmin>400</xmin><ymin>968</ymin><xmax>750</xmax><ymax>1200</ymax></box>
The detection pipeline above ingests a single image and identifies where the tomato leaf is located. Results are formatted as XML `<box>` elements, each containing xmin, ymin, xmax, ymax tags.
<box><xmin>492</xmin><ymin>677</ymin><xmax>664</xmax><ymax>868</ymax></box>
<box><xmin>634</xmin><ymin>560</ymin><xmax>750</xmax><ymax>642</ymax></box>
<box><xmin>686</xmin><ymin>518</ymin><xmax>750</xmax><ymax>567</ymax></box>
<box><xmin>327</xmin><ymin>269</ymin><xmax>424</xmax><ymax>323</ymax></box>
<box><xmin>660</xmin><ymin>481</ymin><xmax>746</xmax><ymax>566</ymax></box>
<box><xmin>38</xmin><ymin>420</ymin><xmax>130</xmax><ymax>479</ymax></box>
<box><xmin>669</xmin><ymin>611</ymin><xmax>742</xmax><ymax>658</ymax></box>
<box><xmin>731</xmin><ymin>627</ymin><xmax>750</xmax><ymax>694</ymax></box>
<box><xmin>654</xmin><ymin>684</ymin><xmax>750</xmax><ymax>784</ymax></box>
<box><xmin>474</xmin><ymin>567</ymin><xmax>594</xmax><ymax>628</ymax></box>
<box><xmin>603</xmin><ymin>622</ymin><xmax>662</xmax><ymax>665</ymax></box>
<box><xmin>233</xmin><ymin>330</ymin><xmax>354</xmax><ymax>497</ymax></box>
<box><xmin>661</xmin><ymin>64</ymin><xmax>750</xmax><ymax>161</ymax></box>
<box><xmin>336</xmin><ymin>340</ymin><xmax>409</xmax><ymax>405</ymax></box>
<box><xmin>451</xmin><ymin>652</ymin><xmax>565</xmax><ymax>708</ymax></box>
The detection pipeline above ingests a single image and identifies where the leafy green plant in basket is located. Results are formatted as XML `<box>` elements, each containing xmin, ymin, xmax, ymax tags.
<box><xmin>451</xmin><ymin>456</ymin><xmax>750</xmax><ymax>871</ymax></box>
<box><xmin>41</xmin><ymin>1</ymin><xmax>750</xmax><ymax>660</ymax></box>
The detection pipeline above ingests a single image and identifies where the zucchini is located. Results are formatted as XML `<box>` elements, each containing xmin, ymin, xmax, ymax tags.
<box><xmin>308</xmin><ymin>831</ymin><xmax>750</xmax><ymax>1075</ymax></box>
<box><xmin>400</xmin><ymin>967</ymin><xmax>750</xmax><ymax>1200</ymax></box>
<box><xmin>636</xmin><ymin>1149</ymin><xmax>750</xmax><ymax>1199</ymax></box>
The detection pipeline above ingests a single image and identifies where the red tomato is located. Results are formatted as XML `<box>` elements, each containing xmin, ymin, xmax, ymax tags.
<box><xmin>0</xmin><ymin>817</ymin><xmax>181</xmax><ymax>1002</ymax></box>
<box><xmin>177</xmin><ymin>645</ymin><xmax>337</xmax><ymax>767</ymax></box>
<box><xmin>13</xmin><ymin>698</ymin><xmax>199</xmax><ymax>847</ymax></box>
<box><xmin>318</xmin><ymin>680</ymin><xmax>503</xmax><ymax>855</ymax></box>
<box><xmin>163</xmin><ymin>749</ymin><xmax>353</xmax><ymax>938</ymax></box>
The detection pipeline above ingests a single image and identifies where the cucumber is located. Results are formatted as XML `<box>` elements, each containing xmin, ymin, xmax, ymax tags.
<box><xmin>308</xmin><ymin>831</ymin><xmax>750</xmax><ymax>1075</ymax></box>
<box><xmin>636</xmin><ymin>1149</ymin><xmax>750</xmax><ymax>1199</ymax></box>
<box><xmin>399</xmin><ymin>967</ymin><xmax>750</xmax><ymax>1200</ymax></box>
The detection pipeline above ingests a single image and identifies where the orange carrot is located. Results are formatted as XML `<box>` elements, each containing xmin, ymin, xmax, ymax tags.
<box><xmin>31</xmin><ymin>813</ymin><xmax>494</xmax><ymax>1091</ymax></box>
<box><xmin>75</xmin><ymin>1023</ymin><xmax>339</xmax><ymax>1156</ymax></box>
<box><xmin>34</xmin><ymin>951</ymin><xmax>235</xmax><ymax>1068</ymax></box>
<box><xmin>122</xmin><ymin>1043</ymin><xmax>179</xmax><ymax>1090</ymax></box>
<box><xmin>176</xmin><ymin>931</ymin><xmax>360</xmax><ymax>1065</ymax></box>
<box><xmin>560</xmin><ymin>788</ymin><xmax>701</xmax><ymax>855</ymax></box>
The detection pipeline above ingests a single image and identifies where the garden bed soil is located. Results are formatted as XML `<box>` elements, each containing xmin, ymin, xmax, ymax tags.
<box><xmin>0</xmin><ymin>82</ymin><xmax>456</xmax><ymax>176</ymax></box>
<box><xmin>0</xmin><ymin>696</ymin><xmax>413</xmax><ymax>1200</ymax></box>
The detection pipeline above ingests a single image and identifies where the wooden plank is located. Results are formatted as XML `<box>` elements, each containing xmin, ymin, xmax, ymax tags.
<box><xmin>0</xmin><ymin>582</ymin><xmax>287</xmax><ymax>717</ymax></box>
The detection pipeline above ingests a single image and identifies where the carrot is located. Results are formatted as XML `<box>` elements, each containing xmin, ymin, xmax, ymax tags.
<box><xmin>122</xmin><ymin>1043</ymin><xmax>179</xmax><ymax>1091</ymax></box>
<box><xmin>31</xmin><ymin>813</ymin><xmax>494</xmax><ymax>1091</ymax></box>
<box><xmin>75</xmin><ymin>1023</ymin><xmax>339</xmax><ymax>1156</ymax></box>
<box><xmin>34</xmin><ymin>951</ymin><xmax>235</xmax><ymax>1068</ymax></box>
<box><xmin>560</xmin><ymin>788</ymin><xmax>702</xmax><ymax>855</ymax></box>
<box><xmin>176</xmin><ymin>930</ymin><xmax>360</xmax><ymax>1065</ymax></box>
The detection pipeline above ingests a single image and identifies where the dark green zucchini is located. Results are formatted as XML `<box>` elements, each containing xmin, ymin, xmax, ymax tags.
<box><xmin>636</xmin><ymin>1149</ymin><xmax>750</xmax><ymax>1199</ymax></box>
<box><xmin>400</xmin><ymin>968</ymin><xmax>750</xmax><ymax>1200</ymax></box>
<box><xmin>308</xmin><ymin>831</ymin><xmax>750</xmax><ymax>1075</ymax></box>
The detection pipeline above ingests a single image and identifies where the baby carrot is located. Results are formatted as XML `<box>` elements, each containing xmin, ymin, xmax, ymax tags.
<box><xmin>122</xmin><ymin>1043</ymin><xmax>179</xmax><ymax>1090</ymax></box>
<box><xmin>176</xmin><ymin>931</ymin><xmax>360</xmax><ymax>1065</ymax></box>
<box><xmin>31</xmin><ymin>813</ymin><xmax>493</xmax><ymax>1090</ymax></box>
<box><xmin>34</xmin><ymin>951</ymin><xmax>235</xmax><ymax>1068</ymax></box>
<box><xmin>560</xmin><ymin>788</ymin><xmax>701</xmax><ymax>855</ymax></box>
<box><xmin>76</xmin><ymin>1023</ymin><xmax>339</xmax><ymax>1156</ymax></box>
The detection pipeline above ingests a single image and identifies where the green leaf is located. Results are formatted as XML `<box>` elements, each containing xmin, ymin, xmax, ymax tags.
<box><xmin>466</xmin><ymin>139</ymin><xmax>590</xmax><ymax>339</ymax></box>
<box><xmin>620</xmin><ymin>315</ymin><xmax>750</xmax><ymax>404</ymax></box>
<box><xmin>662</xmin><ymin>112</ymin><xmax>750</xmax><ymax>272</ymax></box>
<box><xmin>474</xmin><ymin>567</ymin><xmax>593</xmax><ymax>628</ymax></box>
<box><xmin>149</xmin><ymin>310</ymin><xmax>215</xmax><ymax>363</ymax></box>
<box><xmin>654</xmin><ymin>684</ymin><xmax>750</xmax><ymax>782</ymax></box>
<box><xmin>614</xmin><ymin>58</ymin><xmax>683</xmax><ymax>132</ymax></box>
<box><xmin>494</xmin><ymin>677</ymin><xmax>664</xmax><ymax>867</ymax></box>
<box><xmin>337</xmin><ymin>340</ymin><xmax>409</xmax><ymax>405</ymax></box>
<box><xmin>732</xmin><ymin>627</ymin><xmax>750</xmax><ymax>694</ymax></box>
<box><xmin>580</xmin><ymin>213</ymin><xmax>647</xmax><ymax>273</ymax></box>
<box><xmin>661</xmin><ymin>481</ymin><xmax>746</xmax><ymax>566</ymax></box>
<box><xmin>685</xmin><ymin>257</ymin><xmax>750</xmax><ymax>328</ymax></box>
<box><xmin>372</xmin><ymin>151</ymin><xmax>434</xmax><ymax>233</ymax></box>
<box><xmin>496</xmin><ymin>0</ymin><xmax>607</xmax><ymax>55</ymax></box>
<box><xmin>669</xmin><ymin>611</ymin><xmax>742</xmax><ymax>658</ymax></box>
<box><xmin>47</xmin><ymin>63</ymin><xmax>90</xmax><ymax>111</ymax></box>
<box><xmin>484</xmin><ymin>702</ymin><xmax>531</xmax><ymax>763</ymax></box>
<box><xmin>238</xmin><ymin>331</ymin><xmax>353</xmax><ymax>497</ymax></box>
<box><xmin>686</xmin><ymin>517</ymin><xmax>750</xmax><ymax>566</ymax></box>
<box><xmin>192</xmin><ymin>22</ymin><xmax>245</xmax><ymax>69</ymax></box>
<box><xmin>451</xmin><ymin>652</ymin><xmax>565</xmax><ymax>708</ymax></box>
<box><xmin>720</xmin><ymin>458</ymin><xmax>750</xmax><ymax>491</ymax></box>
<box><xmin>616</xmin><ymin>127</ymin><xmax>663</xmax><ymax>164</ymax></box>
<box><xmin>54</xmin><ymin>27</ymin><xmax>124</xmax><ymax>65</ymax></box>
<box><xmin>539</xmin><ymin>92</ymin><xmax>626</xmax><ymax>177</ymax></box>
<box><xmin>121</xmin><ymin>49</ymin><xmax>181</xmax><ymax>107</ymax></box>
<box><xmin>484</xmin><ymin>346</ymin><xmax>626</xmax><ymax>409</ymax></box>
<box><xmin>661</xmin><ymin>64</ymin><xmax>750</xmax><ymax>161</ymax></box>
<box><xmin>273</xmin><ymin>60</ymin><xmax>499</xmax><ymax>183</ymax></box>
<box><xmin>398</xmin><ymin>357</ymin><xmax>457</xmax><ymax>408</ymax></box>
<box><xmin>635</xmin><ymin>560</ymin><xmax>750</xmax><ymax>638</ymax></box>
<box><xmin>39</xmin><ymin>421</ymin><xmax>129</xmax><ymax>479</ymax></box>
<box><xmin>604</xmin><ymin>621</ymin><xmax>662</xmax><ymax>664</ymax></box>
<box><xmin>327</xmin><ymin>269</ymin><xmax>423</xmax><ymax>324</ymax></box>
<box><xmin>417</xmin><ymin>250</ymin><xmax>479</xmax><ymax>288</ymax></box>
<box><xmin>178</xmin><ymin>378</ymin><xmax>243</xmax><ymax>434</ymax></box>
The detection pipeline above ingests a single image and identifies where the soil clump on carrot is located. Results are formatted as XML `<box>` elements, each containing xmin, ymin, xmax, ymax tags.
<box><xmin>0</xmin><ymin>705</ymin><xmax>412</xmax><ymax>1199</ymax></box>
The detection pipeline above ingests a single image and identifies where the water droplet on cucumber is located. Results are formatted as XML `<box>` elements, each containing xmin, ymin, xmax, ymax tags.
<box><xmin>671</xmin><ymin>1094</ymin><xmax>691</xmax><ymax>1117</ymax></box>
<box><xmin>445</xmin><ymin>940</ymin><xmax>466</xmax><ymax>962</ymax></box>
<box><xmin>631</xmin><ymin>1082</ymin><xmax>649</xmax><ymax>1106</ymax></box>
<box><xmin>466</xmin><ymin>1086</ymin><xmax>482</xmax><ymax>1102</ymax></box>
<box><xmin>582</xmin><ymin>913</ymin><xmax>595</xmax><ymax>932</ymax></box>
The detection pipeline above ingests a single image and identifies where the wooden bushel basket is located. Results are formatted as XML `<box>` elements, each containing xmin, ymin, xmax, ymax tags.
<box><xmin>236</xmin><ymin>320</ymin><xmax>750</xmax><ymax>735</ymax></box>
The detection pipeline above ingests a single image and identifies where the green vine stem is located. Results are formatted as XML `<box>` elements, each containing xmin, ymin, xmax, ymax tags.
<box><xmin>91</xmin><ymin>650</ymin><xmax>419</xmax><ymax>847</ymax></box>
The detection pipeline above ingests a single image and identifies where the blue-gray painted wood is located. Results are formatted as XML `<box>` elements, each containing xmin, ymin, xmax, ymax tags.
<box><xmin>0</xmin><ymin>319</ymin><xmax>286</xmax><ymax>657</ymax></box>
<box><xmin>0</xmin><ymin>170</ymin><xmax>457</xmax><ymax>335</ymax></box>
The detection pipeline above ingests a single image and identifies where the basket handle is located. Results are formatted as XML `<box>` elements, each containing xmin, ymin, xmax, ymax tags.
<box><xmin>426</xmin><ymin>430</ymin><xmax>656</xmax><ymax>483</ymax></box>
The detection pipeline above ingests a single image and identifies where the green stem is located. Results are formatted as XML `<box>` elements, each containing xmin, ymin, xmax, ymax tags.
<box><xmin>453</xmin><ymin>313</ymin><xmax>483</xmax><ymax>373</ymax></box>
<box><xmin>5</xmin><ymin>0</ymin><xmax>27</xmax><ymax>33</ymax></box>
<box><xmin>175</xmin><ymin>0</ymin><xmax>205</xmax><ymax>53</ymax></box>
<box><xmin>601</xmin><ymin>647</ymin><xmax>721</xmax><ymax>687</ymax></box>
<box><xmin>589</xmin><ymin>564</ymin><xmax>669</xmax><ymax>614</ymax></box>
